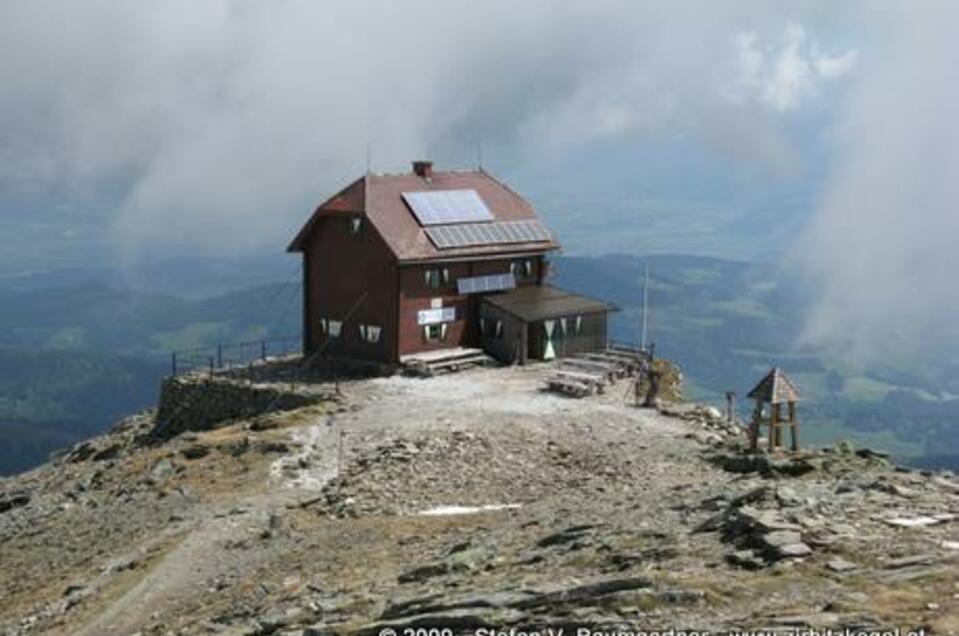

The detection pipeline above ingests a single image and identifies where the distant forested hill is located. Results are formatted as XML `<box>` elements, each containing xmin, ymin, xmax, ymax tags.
<box><xmin>0</xmin><ymin>276</ymin><xmax>302</xmax><ymax>475</ymax></box>
<box><xmin>0</xmin><ymin>348</ymin><xmax>166</xmax><ymax>474</ymax></box>
<box><xmin>0</xmin><ymin>253</ymin><xmax>955</xmax><ymax>475</ymax></box>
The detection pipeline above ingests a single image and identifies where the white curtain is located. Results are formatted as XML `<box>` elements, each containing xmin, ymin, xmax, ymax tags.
<box><xmin>543</xmin><ymin>320</ymin><xmax>556</xmax><ymax>360</ymax></box>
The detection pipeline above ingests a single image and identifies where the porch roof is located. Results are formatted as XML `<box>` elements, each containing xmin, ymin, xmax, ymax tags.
<box><xmin>482</xmin><ymin>285</ymin><xmax>616</xmax><ymax>323</ymax></box>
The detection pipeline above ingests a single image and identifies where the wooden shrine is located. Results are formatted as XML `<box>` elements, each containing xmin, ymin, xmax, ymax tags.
<box><xmin>747</xmin><ymin>367</ymin><xmax>801</xmax><ymax>452</ymax></box>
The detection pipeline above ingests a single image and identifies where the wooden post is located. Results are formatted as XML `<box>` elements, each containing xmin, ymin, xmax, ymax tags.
<box><xmin>261</xmin><ymin>340</ymin><xmax>267</xmax><ymax>360</ymax></box>
<box><xmin>750</xmin><ymin>400</ymin><xmax>761</xmax><ymax>450</ymax></box>
<box><xmin>725</xmin><ymin>391</ymin><xmax>736</xmax><ymax>424</ymax></box>
<box><xmin>217</xmin><ymin>344</ymin><xmax>223</xmax><ymax>368</ymax></box>
<box><xmin>768</xmin><ymin>403</ymin><xmax>779</xmax><ymax>451</ymax></box>
<box><xmin>789</xmin><ymin>401</ymin><xmax>799</xmax><ymax>451</ymax></box>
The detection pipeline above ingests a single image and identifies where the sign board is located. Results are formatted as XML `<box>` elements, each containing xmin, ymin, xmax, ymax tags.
<box><xmin>417</xmin><ymin>307</ymin><xmax>456</xmax><ymax>326</ymax></box>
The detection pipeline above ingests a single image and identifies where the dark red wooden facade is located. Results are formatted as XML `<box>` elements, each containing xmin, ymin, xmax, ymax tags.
<box><xmin>290</xmin><ymin>163</ymin><xmax>558</xmax><ymax>365</ymax></box>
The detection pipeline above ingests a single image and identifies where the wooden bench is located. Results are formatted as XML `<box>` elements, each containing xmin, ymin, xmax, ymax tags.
<box><xmin>560</xmin><ymin>358</ymin><xmax>619</xmax><ymax>381</ymax></box>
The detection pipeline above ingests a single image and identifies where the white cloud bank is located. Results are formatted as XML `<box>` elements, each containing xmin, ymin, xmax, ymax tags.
<box><xmin>0</xmin><ymin>1</ymin><xmax>853</xmax><ymax>257</ymax></box>
<box><xmin>730</xmin><ymin>23</ymin><xmax>858</xmax><ymax>112</ymax></box>
<box><xmin>795</xmin><ymin>2</ymin><xmax>959</xmax><ymax>364</ymax></box>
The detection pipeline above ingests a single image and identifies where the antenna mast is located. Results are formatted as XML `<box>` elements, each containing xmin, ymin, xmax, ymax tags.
<box><xmin>641</xmin><ymin>261</ymin><xmax>650</xmax><ymax>350</ymax></box>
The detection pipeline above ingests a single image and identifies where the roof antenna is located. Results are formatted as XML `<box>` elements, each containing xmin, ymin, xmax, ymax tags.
<box><xmin>476</xmin><ymin>138</ymin><xmax>484</xmax><ymax>171</ymax></box>
<box><xmin>365</xmin><ymin>139</ymin><xmax>373</xmax><ymax>175</ymax></box>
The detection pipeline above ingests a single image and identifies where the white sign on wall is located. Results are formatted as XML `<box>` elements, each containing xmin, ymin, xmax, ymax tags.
<box><xmin>417</xmin><ymin>307</ymin><xmax>456</xmax><ymax>326</ymax></box>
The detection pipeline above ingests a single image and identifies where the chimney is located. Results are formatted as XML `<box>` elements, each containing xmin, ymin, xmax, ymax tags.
<box><xmin>412</xmin><ymin>160</ymin><xmax>433</xmax><ymax>180</ymax></box>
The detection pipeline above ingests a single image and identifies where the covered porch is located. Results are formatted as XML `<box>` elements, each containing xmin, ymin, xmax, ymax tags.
<box><xmin>477</xmin><ymin>285</ymin><xmax>616</xmax><ymax>365</ymax></box>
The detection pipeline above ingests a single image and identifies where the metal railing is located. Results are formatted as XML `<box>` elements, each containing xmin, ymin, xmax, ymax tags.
<box><xmin>169</xmin><ymin>335</ymin><xmax>302</xmax><ymax>377</ymax></box>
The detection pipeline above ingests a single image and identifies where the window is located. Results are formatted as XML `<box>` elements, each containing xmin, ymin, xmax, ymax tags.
<box><xmin>319</xmin><ymin>318</ymin><xmax>342</xmax><ymax>338</ymax></box>
<box><xmin>510</xmin><ymin>259</ymin><xmax>534</xmax><ymax>279</ymax></box>
<box><xmin>425</xmin><ymin>269</ymin><xmax>440</xmax><ymax>290</ymax></box>
<box><xmin>350</xmin><ymin>216</ymin><xmax>363</xmax><ymax>236</ymax></box>
<box><xmin>423</xmin><ymin>323</ymin><xmax>448</xmax><ymax>342</ymax></box>
<box><xmin>328</xmin><ymin>320</ymin><xmax>342</xmax><ymax>337</ymax></box>
<box><xmin>479</xmin><ymin>317</ymin><xmax>502</xmax><ymax>339</ymax></box>
<box><xmin>424</xmin><ymin>267</ymin><xmax>452</xmax><ymax>290</ymax></box>
<box><xmin>359</xmin><ymin>324</ymin><xmax>381</xmax><ymax>344</ymax></box>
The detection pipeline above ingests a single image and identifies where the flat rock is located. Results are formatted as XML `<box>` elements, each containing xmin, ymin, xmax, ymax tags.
<box><xmin>827</xmin><ymin>557</ymin><xmax>858</xmax><ymax>572</ymax></box>
<box><xmin>775</xmin><ymin>543</ymin><xmax>813</xmax><ymax>558</ymax></box>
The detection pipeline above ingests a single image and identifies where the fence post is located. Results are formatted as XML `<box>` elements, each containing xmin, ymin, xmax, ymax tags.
<box><xmin>217</xmin><ymin>344</ymin><xmax>223</xmax><ymax>368</ymax></box>
<box><xmin>261</xmin><ymin>340</ymin><xmax>267</xmax><ymax>360</ymax></box>
<box><xmin>171</xmin><ymin>351</ymin><xmax>177</xmax><ymax>377</ymax></box>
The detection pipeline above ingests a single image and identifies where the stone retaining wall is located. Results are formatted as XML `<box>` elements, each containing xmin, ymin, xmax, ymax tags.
<box><xmin>153</xmin><ymin>375</ymin><xmax>336</xmax><ymax>439</ymax></box>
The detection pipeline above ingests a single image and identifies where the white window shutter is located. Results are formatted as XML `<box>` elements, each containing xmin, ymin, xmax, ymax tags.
<box><xmin>440</xmin><ymin>323</ymin><xmax>448</xmax><ymax>340</ymax></box>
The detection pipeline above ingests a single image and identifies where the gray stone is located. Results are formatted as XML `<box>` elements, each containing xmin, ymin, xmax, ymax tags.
<box><xmin>775</xmin><ymin>543</ymin><xmax>813</xmax><ymax>558</ymax></box>
<box><xmin>827</xmin><ymin>557</ymin><xmax>858</xmax><ymax>572</ymax></box>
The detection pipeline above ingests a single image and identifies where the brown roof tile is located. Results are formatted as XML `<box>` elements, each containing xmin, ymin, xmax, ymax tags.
<box><xmin>288</xmin><ymin>168</ymin><xmax>560</xmax><ymax>261</ymax></box>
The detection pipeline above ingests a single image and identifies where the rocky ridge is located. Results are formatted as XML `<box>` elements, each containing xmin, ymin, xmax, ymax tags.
<box><xmin>0</xmin><ymin>365</ymin><xmax>957</xmax><ymax>635</ymax></box>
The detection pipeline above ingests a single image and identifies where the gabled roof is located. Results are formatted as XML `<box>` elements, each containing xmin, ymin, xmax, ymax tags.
<box><xmin>482</xmin><ymin>285</ymin><xmax>617</xmax><ymax>322</ymax></box>
<box><xmin>748</xmin><ymin>367</ymin><xmax>801</xmax><ymax>404</ymax></box>
<box><xmin>287</xmin><ymin>168</ymin><xmax>560</xmax><ymax>262</ymax></box>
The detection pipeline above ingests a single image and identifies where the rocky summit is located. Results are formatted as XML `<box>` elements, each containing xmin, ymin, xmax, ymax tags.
<box><xmin>1</xmin><ymin>364</ymin><xmax>958</xmax><ymax>635</ymax></box>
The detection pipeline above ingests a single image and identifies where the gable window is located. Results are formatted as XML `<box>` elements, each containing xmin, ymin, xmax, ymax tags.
<box><xmin>350</xmin><ymin>216</ymin><xmax>363</xmax><ymax>236</ymax></box>
<box><xmin>510</xmin><ymin>259</ymin><xmax>534</xmax><ymax>279</ymax></box>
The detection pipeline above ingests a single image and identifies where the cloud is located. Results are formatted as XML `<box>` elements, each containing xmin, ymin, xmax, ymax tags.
<box><xmin>0</xmin><ymin>2</ymin><xmax>856</xmax><ymax>261</ymax></box>
<box><xmin>794</xmin><ymin>2</ymin><xmax>959</xmax><ymax>366</ymax></box>
<box><xmin>731</xmin><ymin>23</ymin><xmax>858</xmax><ymax>112</ymax></box>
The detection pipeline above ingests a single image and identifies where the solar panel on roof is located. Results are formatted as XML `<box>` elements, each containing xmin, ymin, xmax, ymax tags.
<box><xmin>424</xmin><ymin>220</ymin><xmax>552</xmax><ymax>250</ymax></box>
<box><xmin>402</xmin><ymin>190</ymin><xmax>493</xmax><ymax>226</ymax></box>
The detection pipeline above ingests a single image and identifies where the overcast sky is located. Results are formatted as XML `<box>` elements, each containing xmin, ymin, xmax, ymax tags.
<box><xmin>0</xmin><ymin>1</ymin><xmax>956</xmax><ymax>363</ymax></box>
